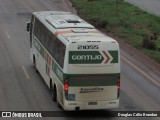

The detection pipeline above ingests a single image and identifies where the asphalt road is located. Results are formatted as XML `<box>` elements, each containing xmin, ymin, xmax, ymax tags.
<box><xmin>0</xmin><ymin>0</ymin><xmax>160</xmax><ymax>120</ymax></box>
<box><xmin>125</xmin><ymin>0</ymin><xmax>160</xmax><ymax>16</ymax></box>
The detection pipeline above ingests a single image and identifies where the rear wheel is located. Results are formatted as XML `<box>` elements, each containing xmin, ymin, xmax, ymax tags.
<box><xmin>51</xmin><ymin>85</ymin><xmax>57</xmax><ymax>102</ymax></box>
<box><xmin>50</xmin><ymin>84</ymin><xmax>61</xmax><ymax>107</ymax></box>
<box><xmin>33</xmin><ymin>55</ymin><xmax>38</xmax><ymax>73</ymax></box>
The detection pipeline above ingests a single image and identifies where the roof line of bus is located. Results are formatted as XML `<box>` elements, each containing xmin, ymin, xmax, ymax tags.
<box><xmin>33</xmin><ymin>12</ymin><xmax>117</xmax><ymax>44</ymax></box>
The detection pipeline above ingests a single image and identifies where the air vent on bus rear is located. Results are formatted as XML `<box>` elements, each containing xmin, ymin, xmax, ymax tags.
<box><xmin>66</xmin><ymin>20</ymin><xmax>81</xmax><ymax>23</ymax></box>
<box><xmin>45</xmin><ymin>15</ymin><xmax>95</xmax><ymax>29</ymax></box>
<box><xmin>72</xmin><ymin>29</ymin><xmax>88</xmax><ymax>33</ymax></box>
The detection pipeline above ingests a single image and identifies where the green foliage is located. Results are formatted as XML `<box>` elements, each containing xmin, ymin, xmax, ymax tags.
<box><xmin>143</xmin><ymin>37</ymin><xmax>156</xmax><ymax>50</ymax></box>
<box><xmin>155</xmin><ymin>40</ymin><xmax>160</xmax><ymax>50</ymax></box>
<box><xmin>71</xmin><ymin>0</ymin><xmax>160</xmax><ymax>63</ymax></box>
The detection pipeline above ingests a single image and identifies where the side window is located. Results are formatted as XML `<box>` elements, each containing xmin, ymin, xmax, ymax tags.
<box><xmin>53</xmin><ymin>38</ymin><xmax>66</xmax><ymax>68</ymax></box>
<box><xmin>33</xmin><ymin>18</ymin><xmax>45</xmax><ymax>46</ymax></box>
<box><xmin>45</xmin><ymin>30</ymin><xmax>51</xmax><ymax>52</ymax></box>
<box><xmin>49</xmin><ymin>34</ymin><xmax>66</xmax><ymax>68</ymax></box>
<box><xmin>33</xmin><ymin>18</ymin><xmax>39</xmax><ymax>39</ymax></box>
<box><xmin>33</xmin><ymin>17</ymin><xmax>66</xmax><ymax>68</ymax></box>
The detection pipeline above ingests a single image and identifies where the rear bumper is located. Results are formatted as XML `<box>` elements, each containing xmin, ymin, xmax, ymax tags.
<box><xmin>63</xmin><ymin>99</ymin><xmax>119</xmax><ymax>111</ymax></box>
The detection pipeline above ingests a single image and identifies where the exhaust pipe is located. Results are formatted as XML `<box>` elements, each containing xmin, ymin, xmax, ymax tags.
<box><xmin>75</xmin><ymin>106</ymin><xmax>80</xmax><ymax>111</ymax></box>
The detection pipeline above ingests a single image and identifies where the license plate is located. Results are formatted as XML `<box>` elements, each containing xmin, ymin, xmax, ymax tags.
<box><xmin>88</xmin><ymin>102</ymin><xmax>97</xmax><ymax>105</ymax></box>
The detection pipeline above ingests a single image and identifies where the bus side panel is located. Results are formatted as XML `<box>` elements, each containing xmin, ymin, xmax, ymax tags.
<box><xmin>50</xmin><ymin>63</ymin><xmax>64</xmax><ymax>106</ymax></box>
<box><xmin>32</xmin><ymin>36</ymin><xmax>50</xmax><ymax>87</ymax></box>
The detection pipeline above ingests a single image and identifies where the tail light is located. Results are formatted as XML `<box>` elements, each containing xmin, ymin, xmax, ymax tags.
<box><xmin>64</xmin><ymin>79</ymin><xmax>69</xmax><ymax>100</ymax></box>
<box><xmin>118</xmin><ymin>78</ymin><xmax>120</xmax><ymax>90</ymax></box>
<box><xmin>117</xmin><ymin>77</ymin><xmax>120</xmax><ymax>98</ymax></box>
<box><xmin>64</xmin><ymin>79</ymin><xmax>69</xmax><ymax>91</ymax></box>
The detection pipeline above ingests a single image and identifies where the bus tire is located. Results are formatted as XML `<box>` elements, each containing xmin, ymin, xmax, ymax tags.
<box><xmin>33</xmin><ymin>55</ymin><xmax>38</xmax><ymax>73</ymax></box>
<box><xmin>51</xmin><ymin>84</ymin><xmax>57</xmax><ymax>102</ymax></box>
<box><xmin>51</xmin><ymin>84</ymin><xmax>61</xmax><ymax>107</ymax></box>
<box><xmin>50</xmin><ymin>80</ymin><xmax>55</xmax><ymax>101</ymax></box>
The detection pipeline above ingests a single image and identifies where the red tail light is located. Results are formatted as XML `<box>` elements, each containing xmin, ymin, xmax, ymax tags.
<box><xmin>117</xmin><ymin>77</ymin><xmax>120</xmax><ymax>98</ymax></box>
<box><xmin>118</xmin><ymin>78</ymin><xmax>120</xmax><ymax>90</ymax></box>
<box><xmin>64</xmin><ymin>79</ymin><xmax>69</xmax><ymax>100</ymax></box>
<box><xmin>64</xmin><ymin>79</ymin><xmax>69</xmax><ymax>91</ymax></box>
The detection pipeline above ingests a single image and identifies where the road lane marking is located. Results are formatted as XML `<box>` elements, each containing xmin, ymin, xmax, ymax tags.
<box><xmin>121</xmin><ymin>55</ymin><xmax>160</xmax><ymax>87</ymax></box>
<box><xmin>62</xmin><ymin>0</ymin><xmax>70</xmax><ymax>11</ymax></box>
<box><xmin>5</xmin><ymin>31</ymin><xmax>10</xmax><ymax>39</ymax></box>
<box><xmin>22</xmin><ymin>66</ymin><xmax>30</xmax><ymax>79</ymax></box>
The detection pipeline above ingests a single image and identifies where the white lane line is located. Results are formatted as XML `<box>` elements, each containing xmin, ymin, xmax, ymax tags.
<box><xmin>22</xmin><ymin>66</ymin><xmax>30</xmax><ymax>79</ymax></box>
<box><xmin>62</xmin><ymin>0</ymin><xmax>70</xmax><ymax>12</ymax></box>
<box><xmin>121</xmin><ymin>55</ymin><xmax>160</xmax><ymax>87</ymax></box>
<box><xmin>5</xmin><ymin>31</ymin><xmax>10</xmax><ymax>39</ymax></box>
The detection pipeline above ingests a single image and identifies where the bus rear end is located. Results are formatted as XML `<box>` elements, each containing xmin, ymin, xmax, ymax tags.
<box><xmin>63</xmin><ymin>37</ymin><xmax>120</xmax><ymax>110</ymax></box>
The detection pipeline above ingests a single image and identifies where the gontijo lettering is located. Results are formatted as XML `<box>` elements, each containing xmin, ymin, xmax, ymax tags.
<box><xmin>72</xmin><ymin>55</ymin><xmax>102</xmax><ymax>60</ymax></box>
<box><xmin>69</xmin><ymin>51</ymin><xmax>104</xmax><ymax>64</ymax></box>
<box><xmin>69</xmin><ymin>51</ymin><xmax>118</xmax><ymax>64</ymax></box>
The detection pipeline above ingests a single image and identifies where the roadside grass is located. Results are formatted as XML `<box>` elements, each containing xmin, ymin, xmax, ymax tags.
<box><xmin>71</xmin><ymin>0</ymin><xmax>160</xmax><ymax>63</ymax></box>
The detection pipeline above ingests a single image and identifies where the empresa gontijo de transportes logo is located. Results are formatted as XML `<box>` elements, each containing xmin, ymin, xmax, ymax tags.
<box><xmin>69</xmin><ymin>51</ymin><xmax>118</xmax><ymax>64</ymax></box>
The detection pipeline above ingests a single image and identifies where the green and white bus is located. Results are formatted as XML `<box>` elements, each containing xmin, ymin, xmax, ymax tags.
<box><xmin>27</xmin><ymin>11</ymin><xmax>120</xmax><ymax>110</ymax></box>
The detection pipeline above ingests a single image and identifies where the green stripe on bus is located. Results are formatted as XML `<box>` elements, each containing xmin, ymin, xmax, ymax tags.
<box><xmin>52</xmin><ymin>60</ymin><xmax>64</xmax><ymax>82</ymax></box>
<box><xmin>109</xmin><ymin>51</ymin><xmax>118</xmax><ymax>63</ymax></box>
<box><xmin>34</xmin><ymin>38</ymin><xmax>44</xmax><ymax>57</ymax></box>
<box><xmin>64</xmin><ymin>73</ymin><xmax>120</xmax><ymax>86</ymax></box>
<box><xmin>69</xmin><ymin>51</ymin><xmax>119</xmax><ymax>64</ymax></box>
<box><xmin>69</xmin><ymin>51</ymin><xmax>104</xmax><ymax>64</ymax></box>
